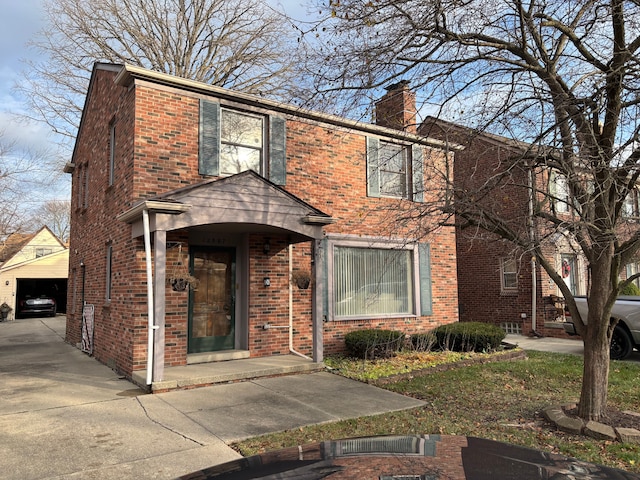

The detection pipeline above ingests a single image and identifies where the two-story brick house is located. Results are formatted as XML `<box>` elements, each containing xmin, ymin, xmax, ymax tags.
<box><xmin>420</xmin><ymin>117</ymin><xmax>591</xmax><ymax>338</ymax></box>
<box><xmin>64</xmin><ymin>64</ymin><xmax>458</xmax><ymax>388</ymax></box>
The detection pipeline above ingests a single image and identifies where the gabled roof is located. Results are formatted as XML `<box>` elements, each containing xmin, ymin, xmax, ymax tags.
<box><xmin>0</xmin><ymin>233</ymin><xmax>34</xmax><ymax>263</ymax></box>
<box><xmin>118</xmin><ymin>170</ymin><xmax>334</xmax><ymax>241</ymax></box>
<box><xmin>0</xmin><ymin>226</ymin><xmax>66</xmax><ymax>268</ymax></box>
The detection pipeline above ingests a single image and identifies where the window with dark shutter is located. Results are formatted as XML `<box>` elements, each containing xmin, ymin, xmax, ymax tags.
<box><xmin>366</xmin><ymin>136</ymin><xmax>424</xmax><ymax>202</ymax></box>
<box><xmin>199</xmin><ymin>99</ymin><xmax>287</xmax><ymax>184</ymax></box>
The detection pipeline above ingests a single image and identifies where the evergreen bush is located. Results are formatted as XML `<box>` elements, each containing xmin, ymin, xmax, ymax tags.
<box><xmin>432</xmin><ymin>322</ymin><xmax>505</xmax><ymax>352</ymax></box>
<box><xmin>620</xmin><ymin>282</ymin><xmax>640</xmax><ymax>296</ymax></box>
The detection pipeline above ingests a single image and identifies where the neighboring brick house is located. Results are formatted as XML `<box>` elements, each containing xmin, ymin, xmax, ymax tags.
<box><xmin>420</xmin><ymin>117</ymin><xmax>590</xmax><ymax>338</ymax></box>
<box><xmin>64</xmin><ymin>64</ymin><xmax>458</xmax><ymax>385</ymax></box>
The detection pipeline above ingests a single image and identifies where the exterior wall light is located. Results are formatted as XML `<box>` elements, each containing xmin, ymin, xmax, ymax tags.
<box><xmin>263</xmin><ymin>277</ymin><xmax>271</xmax><ymax>287</ymax></box>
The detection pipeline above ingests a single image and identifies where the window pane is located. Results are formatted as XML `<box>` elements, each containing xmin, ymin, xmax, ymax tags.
<box><xmin>220</xmin><ymin>109</ymin><xmax>263</xmax><ymax>175</ymax></box>
<box><xmin>502</xmin><ymin>258</ymin><xmax>517</xmax><ymax>289</ymax></box>
<box><xmin>379</xmin><ymin>142</ymin><xmax>407</xmax><ymax>198</ymax></box>
<box><xmin>221</xmin><ymin>110</ymin><xmax>262</xmax><ymax>147</ymax></box>
<box><xmin>220</xmin><ymin>145</ymin><xmax>261</xmax><ymax>175</ymax></box>
<box><xmin>334</xmin><ymin>246</ymin><xmax>413</xmax><ymax>317</ymax></box>
<box><xmin>380</xmin><ymin>143</ymin><xmax>406</xmax><ymax>172</ymax></box>
<box><xmin>380</xmin><ymin>171</ymin><xmax>407</xmax><ymax>197</ymax></box>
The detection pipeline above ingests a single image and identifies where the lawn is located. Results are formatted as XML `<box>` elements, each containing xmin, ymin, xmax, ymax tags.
<box><xmin>233</xmin><ymin>350</ymin><xmax>640</xmax><ymax>473</ymax></box>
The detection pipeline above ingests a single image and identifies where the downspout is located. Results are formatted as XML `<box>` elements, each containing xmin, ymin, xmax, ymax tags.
<box><xmin>528</xmin><ymin>167</ymin><xmax>539</xmax><ymax>336</ymax></box>
<box><xmin>289</xmin><ymin>244</ymin><xmax>311</xmax><ymax>359</ymax></box>
<box><xmin>531</xmin><ymin>256</ymin><xmax>537</xmax><ymax>333</ymax></box>
<box><xmin>142</xmin><ymin>209</ymin><xmax>156</xmax><ymax>385</ymax></box>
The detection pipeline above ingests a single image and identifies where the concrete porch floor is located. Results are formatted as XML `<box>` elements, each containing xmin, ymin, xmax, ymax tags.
<box><xmin>131</xmin><ymin>355</ymin><xmax>325</xmax><ymax>392</ymax></box>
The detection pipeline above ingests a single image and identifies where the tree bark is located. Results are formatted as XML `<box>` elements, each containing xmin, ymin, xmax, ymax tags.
<box><xmin>578</xmin><ymin>328</ymin><xmax>610</xmax><ymax>421</ymax></box>
<box><xmin>578</xmin><ymin>250</ymin><xmax>614</xmax><ymax>421</ymax></box>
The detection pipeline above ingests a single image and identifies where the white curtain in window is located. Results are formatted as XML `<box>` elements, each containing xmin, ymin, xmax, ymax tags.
<box><xmin>334</xmin><ymin>246</ymin><xmax>413</xmax><ymax>317</ymax></box>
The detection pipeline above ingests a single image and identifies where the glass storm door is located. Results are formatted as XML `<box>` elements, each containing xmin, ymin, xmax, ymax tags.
<box><xmin>188</xmin><ymin>248</ymin><xmax>236</xmax><ymax>353</ymax></box>
<box><xmin>560</xmin><ymin>254</ymin><xmax>578</xmax><ymax>295</ymax></box>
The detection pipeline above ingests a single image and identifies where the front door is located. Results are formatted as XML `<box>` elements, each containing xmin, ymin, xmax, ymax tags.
<box><xmin>560</xmin><ymin>254</ymin><xmax>578</xmax><ymax>295</ymax></box>
<box><xmin>188</xmin><ymin>247</ymin><xmax>236</xmax><ymax>353</ymax></box>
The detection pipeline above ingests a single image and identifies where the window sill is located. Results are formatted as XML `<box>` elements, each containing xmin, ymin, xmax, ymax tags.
<box><xmin>331</xmin><ymin>313</ymin><xmax>417</xmax><ymax>322</ymax></box>
<box><xmin>500</xmin><ymin>290</ymin><xmax>518</xmax><ymax>296</ymax></box>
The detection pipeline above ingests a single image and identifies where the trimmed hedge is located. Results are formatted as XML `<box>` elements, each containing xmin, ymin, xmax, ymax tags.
<box><xmin>429</xmin><ymin>322</ymin><xmax>505</xmax><ymax>353</ymax></box>
<box><xmin>620</xmin><ymin>282</ymin><xmax>640</xmax><ymax>296</ymax></box>
<box><xmin>344</xmin><ymin>329</ymin><xmax>405</xmax><ymax>359</ymax></box>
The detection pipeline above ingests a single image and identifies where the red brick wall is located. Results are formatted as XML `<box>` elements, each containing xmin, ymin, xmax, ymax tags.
<box><xmin>67</xmin><ymin>68</ymin><xmax>459</xmax><ymax>376</ymax></box>
<box><xmin>421</xmin><ymin>119</ymin><xmax>580</xmax><ymax>339</ymax></box>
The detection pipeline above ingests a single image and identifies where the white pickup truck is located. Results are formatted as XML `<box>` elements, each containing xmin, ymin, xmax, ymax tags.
<box><xmin>563</xmin><ymin>295</ymin><xmax>640</xmax><ymax>360</ymax></box>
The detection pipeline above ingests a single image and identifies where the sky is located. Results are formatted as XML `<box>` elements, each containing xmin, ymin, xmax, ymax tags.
<box><xmin>0</xmin><ymin>0</ymin><xmax>311</xmax><ymax>214</ymax></box>
<box><xmin>0</xmin><ymin>0</ymin><xmax>51</xmax><ymax>153</ymax></box>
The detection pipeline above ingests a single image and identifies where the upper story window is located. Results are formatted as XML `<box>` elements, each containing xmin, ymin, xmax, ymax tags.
<box><xmin>622</xmin><ymin>188</ymin><xmax>638</xmax><ymax>218</ymax></box>
<box><xmin>220</xmin><ymin>109</ymin><xmax>264</xmax><ymax>176</ymax></box>
<box><xmin>199</xmin><ymin>100</ymin><xmax>286</xmax><ymax>185</ymax></box>
<box><xmin>549</xmin><ymin>170</ymin><xmax>570</xmax><ymax>213</ymax></box>
<box><xmin>379</xmin><ymin>141</ymin><xmax>408</xmax><ymax>198</ymax></box>
<box><xmin>367</xmin><ymin>137</ymin><xmax>424</xmax><ymax>202</ymax></box>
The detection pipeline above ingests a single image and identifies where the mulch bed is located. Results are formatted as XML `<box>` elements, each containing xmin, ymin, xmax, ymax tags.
<box><xmin>564</xmin><ymin>406</ymin><xmax>640</xmax><ymax>430</ymax></box>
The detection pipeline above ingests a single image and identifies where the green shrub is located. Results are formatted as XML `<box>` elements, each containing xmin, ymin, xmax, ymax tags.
<box><xmin>432</xmin><ymin>322</ymin><xmax>505</xmax><ymax>353</ymax></box>
<box><xmin>344</xmin><ymin>329</ymin><xmax>405</xmax><ymax>359</ymax></box>
<box><xmin>409</xmin><ymin>332</ymin><xmax>437</xmax><ymax>351</ymax></box>
<box><xmin>620</xmin><ymin>282</ymin><xmax>640</xmax><ymax>296</ymax></box>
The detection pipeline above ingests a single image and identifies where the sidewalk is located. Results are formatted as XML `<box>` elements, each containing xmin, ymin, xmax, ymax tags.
<box><xmin>505</xmin><ymin>333</ymin><xmax>640</xmax><ymax>362</ymax></box>
<box><xmin>0</xmin><ymin>317</ymin><xmax>424</xmax><ymax>480</ymax></box>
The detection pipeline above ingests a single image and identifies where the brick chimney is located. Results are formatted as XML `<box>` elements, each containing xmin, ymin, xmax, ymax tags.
<box><xmin>375</xmin><ymin>80</ymin><xmax>417</xmax><ymax>134</ymax></box>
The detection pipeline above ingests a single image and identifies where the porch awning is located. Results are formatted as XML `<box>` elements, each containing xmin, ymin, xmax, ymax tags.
<box><xmin>117</xmin><ymin>170</ymin><xmax>334</xmax><ymax>240</ymax></box>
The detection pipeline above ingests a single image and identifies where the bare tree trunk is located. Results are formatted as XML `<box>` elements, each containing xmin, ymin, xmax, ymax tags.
<box><xmin>578</xmin><ymin>250</ymin><xmax>614</xmax><ymax>421</ymax></box>
<box><xmin>579</xmin><ymin>328</ymin><xmax>610</xmax><ymax>421</ymax></box>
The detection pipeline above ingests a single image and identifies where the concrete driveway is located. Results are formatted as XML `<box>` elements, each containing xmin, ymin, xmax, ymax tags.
<box><xmin>505</xmin><ymin>333</ymin><xmax>640</xmax><ymax>362</ymax></box>
<box><xmin>0</xmin><ymin>317</ymin><xmax>424</xmax><ymax>479</ymax></box>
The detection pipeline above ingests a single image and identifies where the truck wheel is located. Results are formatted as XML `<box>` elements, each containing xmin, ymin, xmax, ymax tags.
<box><xmin>610</xmin><ymin>325</ymin><xmax>633</xmax><ymax>360</ymax></box>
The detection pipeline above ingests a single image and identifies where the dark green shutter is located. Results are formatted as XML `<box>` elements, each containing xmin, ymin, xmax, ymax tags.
<box><xmin>412</xmin><ymin>144</ymin><xmax>424</xmax><ymax>202</ymax></box>
<box><xmin>367</xmin><ymin>137</ymin><xmax>380</xmax><ymax>197</ymax></box>
<box><xmin>199</xmin><ymin>100</ymin><xmax>220</xmax><ymax>176</ymax></box>
<box><xmin>269</xmin><ymin>116</ymin><xmax>287</xmax><ymax>185</ymax></box>
<box><xmin>418</xmin><ymin>243</ymin><xmax>433</xmax><ymax>315</ymax></box>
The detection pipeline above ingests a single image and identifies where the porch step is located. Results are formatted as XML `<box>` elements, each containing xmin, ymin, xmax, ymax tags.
<box><xmin>131</xmin><ymin>355</ymin><xmax>325</xmax><ymax>393</ymax></box>
<box><xmin>187</xmin><ymin>350</ymin><xmax>250</xmax><ymax>364</ymax></box>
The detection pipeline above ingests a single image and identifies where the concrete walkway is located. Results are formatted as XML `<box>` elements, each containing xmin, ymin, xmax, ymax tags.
<box><xmin>505</xmin><ymin>333</ymin><xmax>640</xmax><ymax>362</ymax></box>
<box><xmin>0</xmin><ymin>317</ymin><xmax>425</xmax><ymax>480</ymax></box>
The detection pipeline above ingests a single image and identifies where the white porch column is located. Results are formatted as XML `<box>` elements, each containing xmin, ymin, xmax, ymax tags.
<box><xmin>312</xmin><ymin>239</ymin><xmax>324</xmax><ymax>362</ymax></box>
<box><xmin>153</xmin><ymin>230</ymin><xmax>167</xmax><ymax>382</ymax></box>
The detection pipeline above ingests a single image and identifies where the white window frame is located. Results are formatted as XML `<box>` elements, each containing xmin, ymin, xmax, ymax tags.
<box><xmin>108</xmin><ymin>120</ymin><xmax>116</xmax><ymax>186</ymax></box>
<box><xmin>551</xmin><ymin>171</ymin><xmax>570</xmax><ymax>213</ymax></box>
<box><xmin>500</xmin><ymin>257</ymin><xmax>518</xmax><ymax>292</ymax></box>
<box><xmin>379</xmin><ymin>141</ymin><xmax>409</xmax><ymax>199</ymax></box>
<box><xmin>327</xmin><ymin>236</ymin><xmax>420</xmax><ymax>321</ymax></box>
<box><xmin>625</xmin><ymin>262</ymin><xmax>640</xmax><ymax>288</ymax></box>
<box><xmin>219</xmin><ymin>108</ymin><xmax>265</xmax><ymax>176</ymax></box>
<box><xmin>623</xmin><ymin>189</ymin><xmax>638</xmax><ymax>218</ymax></box>
<box><xmin>105</xmin><ymin>243</ymin><xmax>113</xmax><ymax>302</ymax></box>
